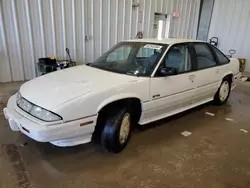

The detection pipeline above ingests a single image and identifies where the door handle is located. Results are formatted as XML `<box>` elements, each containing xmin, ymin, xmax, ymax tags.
<box><xmin>152</xmin><ymin>94</ymin><xmax>160</xmax><ymax>99</ymax></box>
<box><xmin>189</xmin><ymin>75</ymin><xmax>195</xmax><ymax>82</ymax></box>
<box><xmin>216</xmin><ymin>69</ymin><xmax>220</xmax><ymax>74</ymax></box>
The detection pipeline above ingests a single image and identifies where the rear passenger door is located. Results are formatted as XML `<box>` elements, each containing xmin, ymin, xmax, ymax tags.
<box><xmin>192</xmin><ymin>43</ymin><xmax>222</xmax><ymax>103</ymax></box>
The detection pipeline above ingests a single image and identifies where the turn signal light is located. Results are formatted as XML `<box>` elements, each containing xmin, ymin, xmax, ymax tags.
<box><xmin>80</xmin><ymin>121</ymin><xmax>93</xmax><ymax>127</ymax></box>
<box><xmin>21</xmin><ymin>126</ymin><xmax>30</xmax><ymax>133</ymax></box>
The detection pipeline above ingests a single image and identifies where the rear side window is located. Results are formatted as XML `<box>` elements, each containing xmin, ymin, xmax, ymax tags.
<box><xmin>194</xmin><ymin>43</ymin><xmax>217</xmax><ymax>69</ymax></box>
<box><xmin>210</xmin><ymin>45</ymin><xmax>230</xmax><ymax>65</ymax></box>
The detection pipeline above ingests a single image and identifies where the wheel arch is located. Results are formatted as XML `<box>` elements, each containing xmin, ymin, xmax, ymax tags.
<box><xmin>223</xmin><ymin>72</ymin><xmax>233</xmax><ymax>83</ymax></box>
<box><xmin>93</xmin><ymin>94</ymin><xmax>143</xmax><ymax>141</ymax></box>
<box><xmin>97</xmin><ymin>94</ymin><xmax>143</xmax><ymax>114</ymax></box>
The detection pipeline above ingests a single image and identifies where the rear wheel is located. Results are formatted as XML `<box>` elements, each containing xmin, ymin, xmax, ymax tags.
<box><xmin>214</xmin><ymin>78</ymin><xmax>231</xmax><ymax>105</ymax></box>
<box><xmin>100</xmin><ymin>107</ymin><xmax>132</xmax><ymax>153</ymax></box>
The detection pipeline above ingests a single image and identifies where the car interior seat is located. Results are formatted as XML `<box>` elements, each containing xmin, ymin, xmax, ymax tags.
<box><xmin>149</xmin><ymin>50</ymin><xmax>160</xmax><ymax>63</ymax></box>
<box><xmin>166</xmin><ymin>48</ymin><xmax>191</xmax><ymax>73</ymax></box>
<box><xmin>165</xmin><ymin>49</ymin><xmax>183</xmax><ymax>71</ymax></box>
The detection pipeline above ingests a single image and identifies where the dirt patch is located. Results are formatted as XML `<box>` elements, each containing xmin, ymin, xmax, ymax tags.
<box><xmin>0</xmin><ymin>102</ymin><xmax>5</xmax><ymax>109</ymax></box>
<box><xmin>0</xmin><ymin>102</ymin><xmax>5</xmax><ymax>115</ymax></box>
<box><xmin>0</xmin><ymin>94</ymin><xmax>8</xmax><ymax>111</ymax></box>
<box><xmin>2</xmin><ymin>144</ymin><xmax>31</xmax><ymax>188</ymax></box>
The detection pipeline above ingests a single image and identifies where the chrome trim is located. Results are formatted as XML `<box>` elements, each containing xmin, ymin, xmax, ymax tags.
<box><xmin>152</xmin><ymin>88</ymin><xmax>194</xmax><ymax>101</ymax></box>
<box><xmin>64</xmin><ymin>114</ymin><xmax>97</xmax><ymax>123</ymax></box>
<box><xmin>197</xmin><ymin>80</ymin><xmax>220</xmax><ymax>88</ymax></box>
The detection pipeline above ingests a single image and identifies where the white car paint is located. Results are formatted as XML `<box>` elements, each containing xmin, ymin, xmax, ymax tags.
<box><xmin>3</xmin><ymin>96</ymin><xmax>97</xmax><ymax>146</ymax></box>
<box><xmin>3</xmin><ymin>38</ymin><xmax>241</xmax><ymax>147</ymax></box>
<box><xmin>145</xmin><ymin>72</ymin><xmax>196</xmax><ymax>122</ymax></box>
<box><xmin>127</xmin><ymin>38</ymin><xmax>203</xmax><ymax>45</ymax></box>
<box><xmin>20</xmin><ymin>65</ymin><xmax>150</xmax><ymax>122</ymax></box>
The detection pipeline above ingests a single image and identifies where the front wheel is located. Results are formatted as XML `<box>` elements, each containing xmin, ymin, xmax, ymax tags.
<box><xmin>100</xmin><ymin>108</ymin><xmax>132</xmax><ymax>153</ymax></box>
<box><xmin>214</xmin><ymin>78</ymin><xmax>231</xmax><ymax>105</ymax></box>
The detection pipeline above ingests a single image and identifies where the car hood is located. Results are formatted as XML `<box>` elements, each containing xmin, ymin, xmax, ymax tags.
<box><xmin>20</xmin><ymin>65</ymin><xmax>138</xmax><ymax>110</ymax></box>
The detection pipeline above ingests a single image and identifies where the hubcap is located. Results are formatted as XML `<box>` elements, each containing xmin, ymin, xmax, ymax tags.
<box><xmin>119</xmin><ymin>113</ymin><xmax>131</xmax><ymax>144</ymax></box>
<box><xmin>219</xmin><ymin>81</ymin><xmax>229</xmax><ymax>101</ymax></box>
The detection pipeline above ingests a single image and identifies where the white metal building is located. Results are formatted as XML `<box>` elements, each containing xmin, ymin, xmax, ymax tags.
<box><xmin>0</xmin><ymin>0</ymin><xmax>200</xmax><ymax>82</ymax></box>
<box><xmin>208</xmin><ymin>0</ymin><xmax>250</xmax><ymax>71</ymax></box>
<box><xmin>1</xmin><ymin>0</ymin><xmax>250</xmax><ymax>83</ymax></box>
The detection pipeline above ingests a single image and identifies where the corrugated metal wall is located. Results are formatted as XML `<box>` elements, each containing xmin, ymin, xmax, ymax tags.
<box><xmin>208</xmin><ymin>0</ymin><xmax>250</xmax><ymax>71</ymax></box>
<box><xmin>0</xmin><ymin>0</ymin><xmax>200</xmax><ymax>83</ymax></box>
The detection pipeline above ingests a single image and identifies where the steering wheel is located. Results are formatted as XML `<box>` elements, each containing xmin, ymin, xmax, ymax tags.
<box><xmin>140</xmin><ymin>59</ymin><xmax>155</xmax><ymax>74</ymax></box>
<box><xmin>130</xmin><ymin>59</ymin><xmax>150</xmax><ymax>75</ymax></box>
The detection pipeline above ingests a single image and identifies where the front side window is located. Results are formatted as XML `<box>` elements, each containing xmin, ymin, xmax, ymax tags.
<box><xmin>163</xmin><ymin>44</ymin><xmax>192</xmax><ymax>73</ymax></box>
<box><xmin>194</xmin><ymin>43</ymin><xmax>217</xmax><ymax>69</ymax></box>
<box><xmin>90</xmin><ymin>42</ymin><xmax>167</xmax><ymax>76</ymax></box>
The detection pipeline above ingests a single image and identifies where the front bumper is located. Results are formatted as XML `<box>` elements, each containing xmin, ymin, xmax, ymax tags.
<box><xmin>4</xmin><ymin>95</ymin><xmax>97</xmax><ymax>147</ymax></box>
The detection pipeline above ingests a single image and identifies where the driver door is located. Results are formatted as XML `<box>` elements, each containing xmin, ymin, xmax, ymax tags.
<box><xmin>142</xmin><ymin>43</ymin><xmax>196</xmax><ymax>122</ymax></box>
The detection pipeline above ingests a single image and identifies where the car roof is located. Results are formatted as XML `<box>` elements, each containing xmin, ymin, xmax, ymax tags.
<box><xmin>126</xmin><ymin>38</ymin><xmax>206</xmax><ymax>45</ymax></box>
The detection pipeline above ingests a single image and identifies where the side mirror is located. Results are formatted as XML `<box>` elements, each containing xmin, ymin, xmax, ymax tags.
<box><xmin>160</xmin><ymin>67</ymin><xmax>178</xmax><ymax>76</ymax></box>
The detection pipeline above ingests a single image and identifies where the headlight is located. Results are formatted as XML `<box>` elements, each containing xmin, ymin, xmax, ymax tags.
<box><xmin>29</xmin><ymin>106</ymin><xmax>62</xmax><ymax>122</ymax></box>
<box><xmin>16</xmin><ymin>92</ymin><xmax>22</xmax><ymax>104</ymax></box>
<box><xmin>16</xmin><ymin>92</ymin><xmax>62</xmax><ymax>122</ymax></box>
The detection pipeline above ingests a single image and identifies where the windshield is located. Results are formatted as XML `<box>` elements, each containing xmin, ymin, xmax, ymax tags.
<box><xmin>89</xmin><ymin>42</ymin><xmax>168</xmax><ymax>76</ymax></box>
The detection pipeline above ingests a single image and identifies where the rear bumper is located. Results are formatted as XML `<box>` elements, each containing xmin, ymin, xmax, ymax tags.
<box><xmin>4</xmin><ymin>95</ymin><xmax>97</xmax><ymax>147</ymax></box>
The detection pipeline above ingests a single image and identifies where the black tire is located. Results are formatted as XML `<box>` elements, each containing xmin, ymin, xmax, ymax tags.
<box><xmin>100</xmin><ymin>107</ymin><xmax>132</xmax><ymax>153</ymax></box>
<box><xmin>214</xmin><ymin>78</ymin><xmax>231</xmax><ymax>105</ymax></box>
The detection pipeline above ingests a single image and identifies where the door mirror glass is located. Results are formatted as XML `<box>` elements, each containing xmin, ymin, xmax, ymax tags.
<box><xmin>160</xmin><ymin>67</ymin><xmax>177</xmax><ymax>76</ymax></box>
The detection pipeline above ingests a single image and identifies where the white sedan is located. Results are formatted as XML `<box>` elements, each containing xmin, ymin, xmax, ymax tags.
<box><xmin>4</xmin><ymin>38</ymin><xmax>241</xmax><ymax>153</ymax></box>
